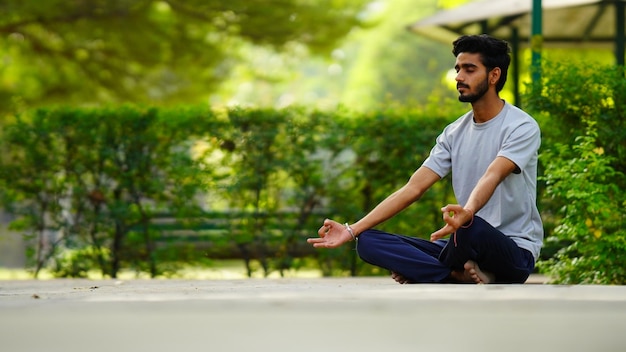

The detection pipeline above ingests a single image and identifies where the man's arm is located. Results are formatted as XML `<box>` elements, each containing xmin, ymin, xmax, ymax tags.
<box><xmin>307</xmin><ymin>166</ymin><xmax>440</xmax><ymax>248</ymax></box>
<box><xmin>430</xmin><ymin>156</ymin><xmax>518</xmax><ymax>241</ymax></box>
<box><xmin>351</xmin><ymin>166</ymin><xmax>441</xmax><ymax>235</ymax></box>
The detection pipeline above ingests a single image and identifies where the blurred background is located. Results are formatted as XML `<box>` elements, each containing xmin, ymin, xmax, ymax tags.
<box><xmin>0</xmin><ymin>0</ymin><xmax>623</xmax><ymax>283</ymax></box>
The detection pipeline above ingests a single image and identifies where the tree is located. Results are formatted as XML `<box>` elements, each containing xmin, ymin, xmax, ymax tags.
<box><xmin>215</xmin><ymin>0</ymin><xmax>469</xmax><ymax>111</ymax></box>
<box><xmin>341</xmin><ymin>0</ymin><xmax>455</xmax><ymax>110</ymax></box>
<box><xmin>0</xmin><ymin>0</ymin><xmax>368</xmax><ymax>114</ymax></box>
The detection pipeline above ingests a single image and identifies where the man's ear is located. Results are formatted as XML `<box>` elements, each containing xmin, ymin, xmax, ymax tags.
<box><xmin>490</xmin><ymin>67</ymin><xmax>501</xmax><ymax>86</ymax></box>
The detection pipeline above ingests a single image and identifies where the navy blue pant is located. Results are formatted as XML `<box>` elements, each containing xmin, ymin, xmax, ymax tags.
<box><xmin>356</xmin><ymin>216</ymin><xmax>535</xmax><ymax>283</ymax></box>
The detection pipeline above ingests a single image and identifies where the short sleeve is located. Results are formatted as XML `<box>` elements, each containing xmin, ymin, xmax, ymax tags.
<box><xmin>422</xmin><ymin>131</ymin><xmax>452</xmax><ymax>178</ymax></box>
<box><xmin>497</xmin><ymin>119</ymin><xmax>541</xmax><ymax>172</ymax></box>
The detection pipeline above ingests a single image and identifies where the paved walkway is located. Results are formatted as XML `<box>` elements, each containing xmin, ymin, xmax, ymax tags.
<box><xmin>1</xmin><ymin>277</ymin><xmax>626</xmax><ymax>352</ymax></box>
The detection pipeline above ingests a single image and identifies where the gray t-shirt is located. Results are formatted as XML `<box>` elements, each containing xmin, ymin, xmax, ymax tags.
<box><xmin>423</xmin><ymin>101</ymin><xmax>543</xmax><ymax>260</ymax></box>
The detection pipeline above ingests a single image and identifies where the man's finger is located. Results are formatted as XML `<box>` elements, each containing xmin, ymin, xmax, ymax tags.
<box><xmin>430</xmin><ymin>225</ymin><xmax>452</xmax><ymax>241</ymax></box>
<box><xmin>430</xmin><ymin>230</ymin><xmax>443</xmax><ymax>241</ymax></box>
<box><xmin>318</xmin><ymin>225</ymin><xmax>329</xmax><ymax>237</ymax></box>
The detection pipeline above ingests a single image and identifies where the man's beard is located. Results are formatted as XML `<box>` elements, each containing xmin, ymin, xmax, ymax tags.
<box><xmin>458</xmin><ymin>77</ymin><xmax>489</xmax><ymax>103</ymax></box>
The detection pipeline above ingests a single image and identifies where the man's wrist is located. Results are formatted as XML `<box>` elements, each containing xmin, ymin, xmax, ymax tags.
<box><xmin>344</xmin><ymin>223</ymin><xmax>357</xmax><ymax>241</ymax></box>
<box><xmin>461</xmin><ymin>208</ymin><xmax>474</xmax><ymax>228</ymax></box>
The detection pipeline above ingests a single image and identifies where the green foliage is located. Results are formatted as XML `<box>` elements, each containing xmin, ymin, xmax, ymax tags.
<box><xmin>526</xmin><ymin>61</ymin><xmax>626</xmax><ymax>153</ymax></box>
<box><xmin>342</xmin><ymin>0</ymin><xmax>454</xmax><ymax>110</ymax></box>
<box><xmin>0</xmin><ymin>104</ymin><xmax>456</xmax><ymax>278</ymax></box>
<box><xmin>525</xmin><ymin>61</ymin><xmax>626</xmax><ymax>284</ymax></box>
<box><xmin>0</xmin><ymin>0</ymin><xmax>368</xmax><ymax>112</ymax></box>
<box><xmin>538</xmin><ymin>124</ymin><xmax>626</xmax><ymax>284</ymax></box>
<box><xmin>52</xmin><ymin>246</ymin><xmax>111</xmax><ymax>278</ymax></box>
<box><xmin>0</xmin><ymin>105</ymin><xmax>216</xmax><ymax>278</ymax></box>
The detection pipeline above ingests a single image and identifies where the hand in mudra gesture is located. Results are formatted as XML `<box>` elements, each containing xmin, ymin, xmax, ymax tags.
<box><xmin>430</xmin><ymin>204</ymin><xmax>474</xmax><ymax>241</ymax></box>
<box><xmin>307</xmin><ymin>219</ymin><xmax>353</xmax><ymax>248</ymax></box>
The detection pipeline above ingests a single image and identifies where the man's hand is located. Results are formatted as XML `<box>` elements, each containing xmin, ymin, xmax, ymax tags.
<box><xmin>307</xmin><ymin>219</ymin><xmax>353</xmax><ymax>248</ymax></box>
<box><xmin>430</xmin><ymin>204</ymin><xmax>473</xmax><ymax>241</ymax></box>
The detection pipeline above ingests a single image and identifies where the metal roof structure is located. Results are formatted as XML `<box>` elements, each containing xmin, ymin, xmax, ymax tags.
<box><xmin>408</xmin><ymin>0</ymin><xmax>624</xmax><ymax>50</ymax></box>
<box><xmin>407</xmin><ymin>0</ymin><xmax>625</xmax><ymax>105</ymax></box>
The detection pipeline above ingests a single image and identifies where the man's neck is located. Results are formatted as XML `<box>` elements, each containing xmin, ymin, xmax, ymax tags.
<box><xmin>471</xmin><ymin>95</ymin><xmax>505</xmax><ymax>123</ymax></box>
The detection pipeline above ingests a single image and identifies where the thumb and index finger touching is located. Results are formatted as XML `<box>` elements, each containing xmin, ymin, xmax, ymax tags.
<box><xmin>430</xmin><ymin>204</ymin><xmax>470</xmax><ymax>241</ymax></box>
<box><xmin>308</xmin><ymin>218</ymin><xmax>343</xmax><ymax>248</ymax></box>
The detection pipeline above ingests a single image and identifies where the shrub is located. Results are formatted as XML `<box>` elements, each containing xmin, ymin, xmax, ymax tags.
<box><xmin>526</xmin><ymin>61</ymin><xmax>626</xmax><ymax>284</ymax></box>
<box><xmin>538</xmin><ymin>123</ymin><xmax>626</xmax><ymax>284</ymax></box>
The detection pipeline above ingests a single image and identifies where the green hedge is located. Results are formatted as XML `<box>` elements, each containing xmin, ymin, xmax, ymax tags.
<box><xmin>0</xmin><ymin>105</ymin><xmax>455</xmax><ymax>278</ymax></box>
<box><xmin>5</xmin><ymin>61</ymin><xmax>624</xmax><ymax>284</ymax></box>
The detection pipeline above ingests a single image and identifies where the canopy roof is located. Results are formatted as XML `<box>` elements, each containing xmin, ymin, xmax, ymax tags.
<box><xmin>408</xmin><ymin>0</ymin><xmax>625</xmax><ymax>49</ymax></box>
<box><xmin>408</xmin><ymin>0</ymin><xmax>625</xmax><ymax>106</ymax></box>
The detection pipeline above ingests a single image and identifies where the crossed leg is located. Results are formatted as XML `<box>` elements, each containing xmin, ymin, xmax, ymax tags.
<box><xmin>394</xmin><ymin>259</ymin><xmax>494</xmax><ymax>284</ymax></box>
<box><xmin>358</xmin><ymin>222</ymin><xmax>533</xmax><ymax>284</ymax></box>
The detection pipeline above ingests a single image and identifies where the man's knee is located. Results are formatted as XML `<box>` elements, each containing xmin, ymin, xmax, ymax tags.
<box><xmin>355</xmin><ymin>229</ymin><xmax>380</xmax><ymax>262</ymax></box>
<box><xmin>454</xmin><ymin>216</ymin><xmax>489</xmax><ymax>246</ymax></box>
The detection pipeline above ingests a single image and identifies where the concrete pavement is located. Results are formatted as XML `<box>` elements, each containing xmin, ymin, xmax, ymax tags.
<box><xmin>1</xmin><ymin>277</ymin><xmax>626</xmax><ymax>352</ymax></box>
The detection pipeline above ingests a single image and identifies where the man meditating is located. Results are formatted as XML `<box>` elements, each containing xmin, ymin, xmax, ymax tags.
<box><xmin>307</xmin><ymin>34</ymin><xmax>543</xmax><ymax>284</ymax></box>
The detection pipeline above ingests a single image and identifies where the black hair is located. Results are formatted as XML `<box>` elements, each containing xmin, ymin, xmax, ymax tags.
<box><xmin>452</xmin><ymin>34</ymin><xmax>511</xmax><ymax>92</ymax></box>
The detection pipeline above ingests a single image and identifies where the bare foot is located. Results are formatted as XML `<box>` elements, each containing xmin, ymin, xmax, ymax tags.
<box><xmin>464</xmin><ymin>260</ymin><xmax>494</xmax><ymax>284</ymax></box>
<box><xmin>391</xmin><ymin>271</ymin><xmax>412</xmax><ymax>284</ymax></box>
<box><xmin>449</xmin><ymin>260</ymin><xmax>495</xmax><ymax>284</ymax></box>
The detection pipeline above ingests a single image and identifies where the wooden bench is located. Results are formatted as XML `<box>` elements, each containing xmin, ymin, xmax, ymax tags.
<box><xmin>140</xmin><ymin>211</ymin><xmax>318</xmax><ymax>260</ymax></box>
